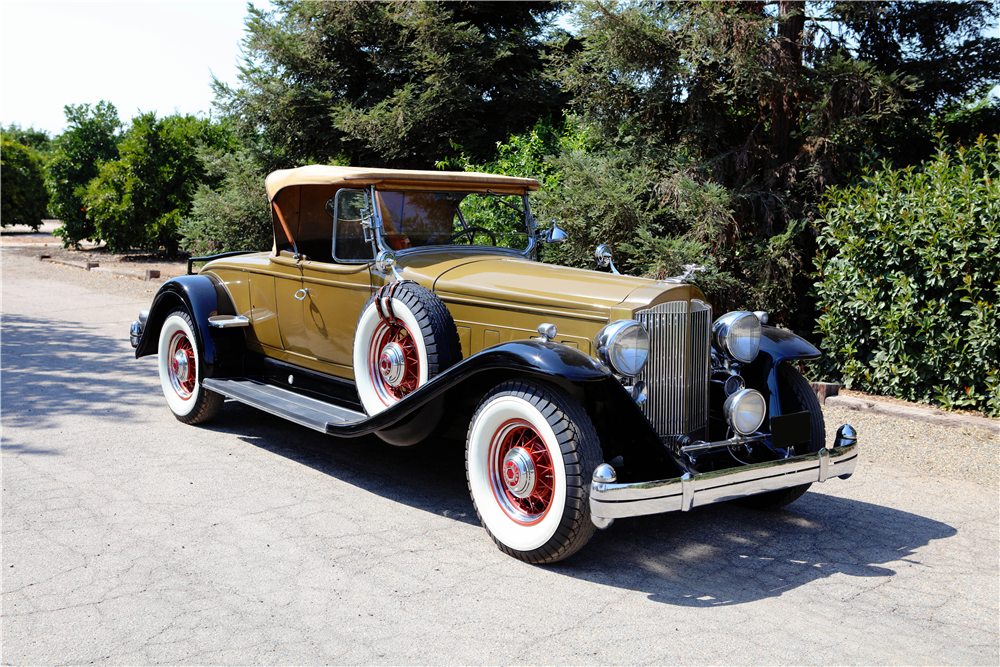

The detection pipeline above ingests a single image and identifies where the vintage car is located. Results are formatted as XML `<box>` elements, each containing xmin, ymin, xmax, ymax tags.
<box><xmin>130</xmin><ymin>165</ymin><xmax>858</xmax><ymax>563</ymax></box>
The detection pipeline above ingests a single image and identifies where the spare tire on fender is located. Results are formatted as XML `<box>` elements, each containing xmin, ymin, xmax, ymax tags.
<box><xmin>353</xmin><ymin>281</ymin><xmax>462</xmax><ymax>419</ymax></box>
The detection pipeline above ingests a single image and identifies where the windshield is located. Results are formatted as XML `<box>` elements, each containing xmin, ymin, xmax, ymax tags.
<box><xmin>375</xmin><ymin>190</ymin><xmax>530</xmax><ymax>252</ymax></box>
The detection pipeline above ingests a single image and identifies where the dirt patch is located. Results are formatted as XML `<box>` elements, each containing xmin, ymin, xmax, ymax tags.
<box><xmin>1</xmin><ymin>221</ymin><xmax>188</xmax><ymax>281</ymax></box>
<box><xmin>838</xmin><ymin>388</ymin><xmax>991</xmax><ymax>420</ymax></box>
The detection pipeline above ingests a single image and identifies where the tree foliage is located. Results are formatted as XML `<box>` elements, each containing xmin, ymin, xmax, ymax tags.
<box><xmin>815</xmin><ymin>136</ymin><xmax>1000</xmax><ymax>416</ymax></box>
<box><xmin>539</xmin><ymin>0</ymin><xmax>997</xmax><ymax>330</ymax></box>
<box><xmin>46</xmin><ymin>102</ymin><xmax>122</xmax><ymax>247</ymax></box>
<box><xmin>83</xmin><ymin>112</ymin><xmax>233</xmax><ymax>254</ymax></box>
<box><xmin>2</xmin><ymin>123</ymin><xmax>51</xmax><ymax>153</ymax></box>
<box><xmin>1</xmin><ymin>136</ymin><xmax>49</xmax><ymax>230</ymax></box>
<box><xmin>214</xmin><ymin>0</ymin><xmax>566</xmax><ymax>170</ymax></box>
<box><xmin>179</xmin><ymin>148</ymin><xmax>272</xmax><ymax>255</ymax></box>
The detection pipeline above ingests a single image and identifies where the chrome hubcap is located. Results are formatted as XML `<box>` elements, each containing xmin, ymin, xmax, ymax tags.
<box><xmin>378</xmin><ymin>341</ymin><xmax>407</xmax><ymax>387</ymax></box>
<box><xmin>502</xmin><ymin>447</ymin><xmax>536</xmax><ymax>498</ymax></box>
<box><xmin>172</xmin><ymin>349</ymin><xmax>190</xmax><ymax>384</ymax></box>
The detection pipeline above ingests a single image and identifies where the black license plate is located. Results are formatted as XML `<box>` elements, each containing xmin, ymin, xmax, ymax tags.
<box><xmin>770</xmin><ymin>410</ymin><xmax>811</xmax><ymax>448</ymax></box>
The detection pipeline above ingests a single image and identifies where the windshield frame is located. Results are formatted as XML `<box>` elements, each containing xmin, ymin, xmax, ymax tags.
<box><xmin>366</xmin><ymin>186</ymin><xmax>538</xmax><ymax>261</ymax></box>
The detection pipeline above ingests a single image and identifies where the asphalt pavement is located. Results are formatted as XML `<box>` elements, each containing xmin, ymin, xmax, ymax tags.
<box><xmin>2</xmin><ymin>255</ymin><xmax>997</xmax><ymax>665</ymax></box>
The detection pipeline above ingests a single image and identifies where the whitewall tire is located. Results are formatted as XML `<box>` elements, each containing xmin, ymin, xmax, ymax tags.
<box><xmin>353</xmin><ymin>282</ymin><xmax>461</xmax><ymax>416</ymax></box>
<box><xmin>466</xmin><ymin>380</ymin><xmax>603</xmax><ymax>563</ymax></box>
<box><xmin>157</xmin><ymin>308</ymin><xmax>223</xmax><ymax>424</ymax></box>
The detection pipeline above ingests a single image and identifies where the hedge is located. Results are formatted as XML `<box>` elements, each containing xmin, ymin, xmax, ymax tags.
<box><xmin>814</xmin><ymin>135</ymin><xmax>999</xmax><ymax>416</ymax></box>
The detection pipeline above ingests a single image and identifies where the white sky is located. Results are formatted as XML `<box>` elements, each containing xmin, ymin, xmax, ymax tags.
<box><xmin>1</xmin><ymin>1</ymin><xmax>274</xmax><ymax>136</ymax></box>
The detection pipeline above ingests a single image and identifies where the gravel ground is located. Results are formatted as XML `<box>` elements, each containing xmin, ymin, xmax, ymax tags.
<box><xmin>823</xmin><ymin>405</ymin><xmax>999</xmax><ymax>491</ymax></box>
<box><xmin>1</xmin><ymin>247</ymin><xmax>165</xmax><ymax>303</ymax></box>
<box><xmin>5</xmin><ymin>247</ymin><xmax>997</xmax><ymax>493</ymax></box>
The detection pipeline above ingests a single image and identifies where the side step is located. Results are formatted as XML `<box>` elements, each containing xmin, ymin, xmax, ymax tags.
<box><xmin>203</xmin><ymin>378</ymin><xmax>366</xmax><ymax>434</ymax></box>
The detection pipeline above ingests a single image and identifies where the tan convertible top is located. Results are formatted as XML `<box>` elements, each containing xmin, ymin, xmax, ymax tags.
<box><xmin>265</xmin><ymin>165</ymin><xmax>540</xmax><ymax>201</ymax></box>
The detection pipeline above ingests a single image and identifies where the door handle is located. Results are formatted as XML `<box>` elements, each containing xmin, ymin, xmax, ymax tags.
<box><xmin>294</xmin><ymin>288</ymin><xmax>310</xmax><ymax>301</ymax></box>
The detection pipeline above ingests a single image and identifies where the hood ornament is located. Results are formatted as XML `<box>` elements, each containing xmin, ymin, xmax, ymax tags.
<box><xmin>663</xmin><ymin>264</ymin><xmax>705</xmax><ymax>284</ymax></box>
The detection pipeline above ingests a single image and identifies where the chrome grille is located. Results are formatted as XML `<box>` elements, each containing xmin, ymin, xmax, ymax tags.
<box><xmin>635</xmin><ymin>299</ymin><xmax>712</xmax><ymax>443</ymax></box>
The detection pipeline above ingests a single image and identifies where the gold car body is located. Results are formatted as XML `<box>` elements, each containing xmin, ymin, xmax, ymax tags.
<box><xmin>200</xmin><ymin>165</ymin><xmax>702</xmax><ymax>382</ymax></box>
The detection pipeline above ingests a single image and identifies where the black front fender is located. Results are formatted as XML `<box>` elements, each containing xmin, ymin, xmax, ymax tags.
<box><xmin>331</xmin><ymin>340</ymin><xmax>672</xmax><ymax>471</ymax></box>
<box><xmin>134</xmin><ymin>275</ymin><xmax>243</xmax><ymax>377</ymax></box>
<box><xmin>332</xmin><ymin>339</ymin><xmax>614</xmax><ymax>438</ymax></box>
<box><xmin>754</xmin><ymin>326</ymin><xmax>821</xmax><ymax>419</ymax></box>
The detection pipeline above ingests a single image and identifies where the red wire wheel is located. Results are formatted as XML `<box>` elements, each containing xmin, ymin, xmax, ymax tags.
<box><xmin>465</xmin><ymin>380</ymin><xmax>603</xmax><ymax>563</ymax></box>
<box><xmin>353</xmin><ymin>282</ymin><xmax>462</xmax><ymax>418</ymax></box>
<box><xmin>488</xmin><ymin>419</ymin><xmax>555</xmax><ymax>525</ymax></box>
<box><xmin>167</xmin><ymin>330</ymin><xmax>197</xmax><ymax>400</ymax></box>
<box><xmin>368</xmin><ymin>321</ymin><xmax>421</xmax><ymax>404</ymax></box>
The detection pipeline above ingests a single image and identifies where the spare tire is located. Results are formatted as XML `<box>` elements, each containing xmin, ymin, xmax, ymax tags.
<box><xmin>353</xmin><ymin>281</ymin><xmax>462</xmax><ymax>416</ymax></box>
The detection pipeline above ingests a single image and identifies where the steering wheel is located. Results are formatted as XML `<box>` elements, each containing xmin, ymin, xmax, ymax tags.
<box><xmin>444</xmin><ymin>226</ymin><xmax>497</xmax><ymax>246</ymax></box>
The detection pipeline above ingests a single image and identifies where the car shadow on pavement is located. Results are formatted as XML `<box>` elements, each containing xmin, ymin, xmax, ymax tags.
<box><xmin>206</xmin><ymin>400</ymin><xmax>479</xmax><ymax>526</ymax></box>
<box><xmin>557</xmin><ymin>494</ymin><xmax>957</xmax><ymax>607</ymax></box>
<box><xmin>203</xmin><ymin>400</ymin><xmax>957</xmax><ymax>607</ymax></box>
<box><xmin>1</xmin><ymin>314</ymin><xmax>157</xmax><ymax>437</ymax></box>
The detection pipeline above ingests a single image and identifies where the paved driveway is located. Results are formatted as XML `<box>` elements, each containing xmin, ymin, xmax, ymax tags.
<box><xmin>2</xmin><ymin>258</ymin><xmax>997</xmax><ymax>665</ymax></box>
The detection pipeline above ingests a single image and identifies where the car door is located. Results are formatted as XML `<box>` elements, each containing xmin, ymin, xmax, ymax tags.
<box><xmin>274</xmin><ymin>188</ymin><xmax>376</xmax><ymax>379</ymax></box>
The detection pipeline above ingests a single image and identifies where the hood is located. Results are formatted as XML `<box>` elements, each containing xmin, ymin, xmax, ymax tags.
<box><xmin>397</xmin><ymin>251</ymin><xmax>690</xmax><ymax>317</ymax></box>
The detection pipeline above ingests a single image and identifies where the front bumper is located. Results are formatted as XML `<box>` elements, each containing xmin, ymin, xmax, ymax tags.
<box><xmin>129</xmin><ymin>309</ymin><xmax>149</xmax><ymax>349</ymax></box>
<box><xmin>590</xmin><ymin>424</ymin><xmax>858</xmax><ymax>527</ymax></box>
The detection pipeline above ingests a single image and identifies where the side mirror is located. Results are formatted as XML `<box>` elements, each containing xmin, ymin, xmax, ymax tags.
<box><xmin>543</xmin><ymin>222</ymin><xmax>568</xmax><ymax>244</ymax></box>
<box><xmin>595</xmin><ymin>244</ymin><xmax>621</xmax><ymax>275</ymax></box>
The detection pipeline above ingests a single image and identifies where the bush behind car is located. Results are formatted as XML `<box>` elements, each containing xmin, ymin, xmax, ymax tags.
<box><xmin>814</xmin><ymin>135</ymin><xmax>1000</xmax><ymax>417</ymax></box>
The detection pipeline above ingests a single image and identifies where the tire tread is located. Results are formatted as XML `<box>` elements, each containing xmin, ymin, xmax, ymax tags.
<box><xmin>466</xmin><ymin>379</ymin><xmax>602</xmax><ymax>564</ymax></box>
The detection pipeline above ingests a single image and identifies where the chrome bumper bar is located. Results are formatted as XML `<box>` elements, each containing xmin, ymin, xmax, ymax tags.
<box><xmin>589</xmin><ymin>424</ymin><xmax>858</xmax><ymax>528</ymax></box>
<box><xmin>129</xmin><ymin>310</ymin><xmax>148</xmax><ymax>349</ymax></box>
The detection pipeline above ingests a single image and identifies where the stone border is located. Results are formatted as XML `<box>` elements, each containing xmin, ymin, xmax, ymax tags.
<box><xmin>39</xmin><ymin>255</ymin><xmax>173</xmax><ymax>282</ymax></box>
<box><xmin>824</xmin><ymin>394</ymin><xmax>999</xmax><ymax>436</ymax></box>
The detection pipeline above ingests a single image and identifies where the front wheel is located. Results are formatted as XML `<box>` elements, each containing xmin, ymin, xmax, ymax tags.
<box><xmin>466</xmin><ymin>380</ymin><xmax>603</xmax><ymax>564</ymax></box>
<box><xmin>157</xmin><ymin>308</ymin><xmax>223</xmax><ymax>424</ymax></box>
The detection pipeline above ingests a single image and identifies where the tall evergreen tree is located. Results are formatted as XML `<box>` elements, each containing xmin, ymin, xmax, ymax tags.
<box><xmin>214</xmin><ymin>0</ymin><xmax>566</xmax><ymax>169</ymax></box>
<box><xmin>544</xmin><ymin>0</ymin><xmax>998</xmax><ymax>329</ymax></box>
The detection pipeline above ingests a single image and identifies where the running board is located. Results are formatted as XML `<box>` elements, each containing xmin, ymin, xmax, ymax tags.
<box><xmin>203</xmin><ymin>378</ymin><xmax>367</xmax><ymax>434</ymax></box>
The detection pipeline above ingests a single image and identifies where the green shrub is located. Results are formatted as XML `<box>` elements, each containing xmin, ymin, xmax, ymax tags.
<box><xmin>815</xmin><ymin>135</ymin><xmax>1000</xmax><ymax>416</ymax></box>
<box><xmin>84</xmin><ymin>112</ymin><xmax>231</xmax><ymax>254</ymax></box>
<box><xmin>1</xmin><ymin>137</ymin><xmax>49</xmax><ymax>230</ymax></box>
<box><xmin>179</xmin><ymin>148</ymin><xmax>272</xmax><ymax>255</ymax></box>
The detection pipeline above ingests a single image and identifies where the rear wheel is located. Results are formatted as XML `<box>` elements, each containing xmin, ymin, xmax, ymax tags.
<box><xmin>739</xmin><ymin>363</ymin><xmax>824</xmax><ymax>509</ymax></box>
<box><xmin>157</xmin><ymin>308</ymin><xmax>223</xmax><ymax>424</ymax></box>
<box><xmin>466</xmin><ymin>380</ymin><xmax>602</xmax><ymax>563</ymax></box>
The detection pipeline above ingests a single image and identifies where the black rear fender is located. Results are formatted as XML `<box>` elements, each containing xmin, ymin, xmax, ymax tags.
<box><xmin>134</xmin><ymin>275</ymin><xmax>245</xmax><ymax>378</ymax></box>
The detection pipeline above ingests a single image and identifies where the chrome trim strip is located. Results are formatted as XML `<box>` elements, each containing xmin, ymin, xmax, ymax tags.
<box><xmin>438</xmin><ymin>293</ymin><xmax>609</xmax><ymax>323</ymax></box>
<box><xmin>208</xmin><ymin>315</ymin><xmax>251</xmax><ymax>329</ymax></box>
<box><xmin>590</xmin><ymin>442</ymin><xmax>859</xmax><ymax>521</ymax></box>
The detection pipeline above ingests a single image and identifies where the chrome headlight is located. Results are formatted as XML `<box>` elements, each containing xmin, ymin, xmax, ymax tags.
<box><xmin>712</xmin><ymin>311</ymin><xmax>762</xmax><ymax>363</ymax></box>
<box><xmin>594</xmin><ymin>320</ymin><xmax>649</xmax><ymax>377</ymax></box>
<box><xmin>723</xmin><ymin>388</ymin><xmax>766</xmax><ymax>435</ymax></box>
